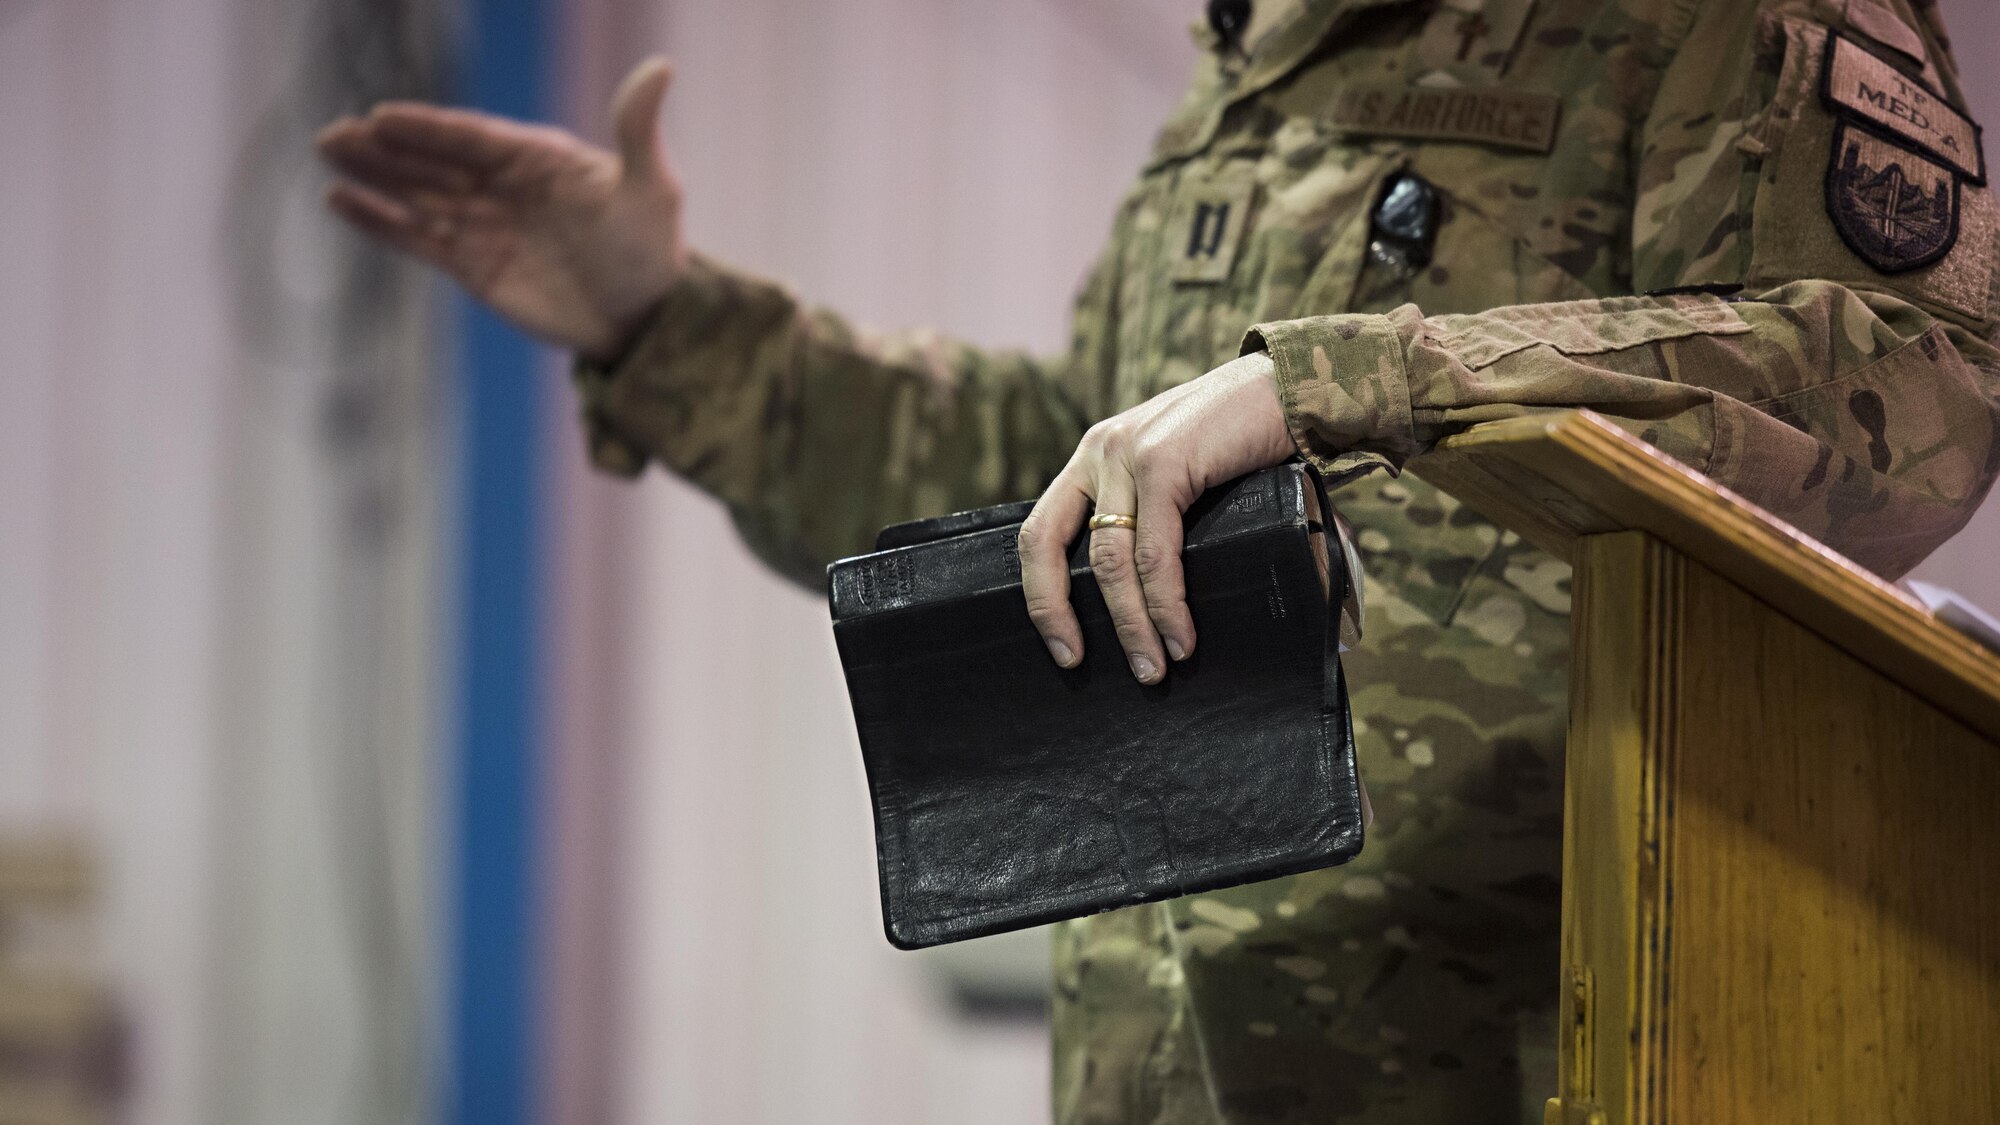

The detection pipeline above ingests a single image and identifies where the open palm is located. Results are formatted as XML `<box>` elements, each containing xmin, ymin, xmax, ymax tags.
<box><xmin>317</xmin><ymin>58</ymin><xmax>684</xmax><ymax>361</ymax></box>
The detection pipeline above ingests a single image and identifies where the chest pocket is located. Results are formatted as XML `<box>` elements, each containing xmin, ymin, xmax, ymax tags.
<box><xmin>1350</xmin><ymin>175</ymin><xmax>1605</xmax><ymax>316</ymax></box>
<box><xmin>1115</xmin><ymin>135</ymin><xmax>1389</xmax><ymax>404</ymax></box>
<box><xmin>1331</xmin><ymin>174</ymin><xmax>1600</xmax><ymax>627</ymax></box>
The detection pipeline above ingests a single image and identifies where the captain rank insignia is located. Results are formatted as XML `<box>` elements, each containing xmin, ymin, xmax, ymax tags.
<box><xmin>1169</xmin><ymin>169</ymin><xmax>1258</xmax><ymax>284</ymax></box>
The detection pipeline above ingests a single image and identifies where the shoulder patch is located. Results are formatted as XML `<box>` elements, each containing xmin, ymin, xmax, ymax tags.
<box><xmin>1821</xmin><ymin>31</ymin><xmax>1983</xmax><ymax>183</ymax></box>
<box><xmin>1326</xmin><ymin>84</ymin><xmax>1560</xmax><ymax>153</ymax></box>
<box><xmin>1825</xmin><ymin>122</ymin><xmax>1962</xmax><ymax>273</ymax></box>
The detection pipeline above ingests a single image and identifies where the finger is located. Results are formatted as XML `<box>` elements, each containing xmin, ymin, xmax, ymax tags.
<box><xmin>1087</xmin><ymin>463</ymin><xmax>1167</xmax><ymax>684</ymax></box>
<box><xmin>1018</xmin><ymin>468</ymin><xmax>1090</xmax><ymax>669</ymax></box>
<box><xmin>318</xmin><ymin>119</ymin><xmax>475</xmax><ymax>197</ymax></box>
<box><xmin>368</xmin><ymin>102</ymin><xmax>529</xmax><ymax>173</ymax></box>
<box><xmin>325</xmin><ymin>182</ymin><xmax>449</xmax><ymax>263</ymax></box>
<box><xmin>612</xmin><ymin>56</ymin><xmax>674</xmax><ymax>182</ymax></box>
<box><xmin>1132</xmin><ymin>459</ymin><xmax>1196</xmax><ymax>662</ymax></box>
<box><xmin>321</xmin><ymin>119</ymin><xmax>474</xmax><ymax>193</ymax></box>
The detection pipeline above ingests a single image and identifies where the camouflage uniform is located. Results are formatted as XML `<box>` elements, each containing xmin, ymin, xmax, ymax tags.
<box><xmin>574</xmin><ymin>0</ymin><xmax>2000</xmax><ymax>1120</ymax></box>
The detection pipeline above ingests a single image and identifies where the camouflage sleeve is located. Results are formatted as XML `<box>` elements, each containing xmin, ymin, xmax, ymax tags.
<box><xmin>573</xmin><ymin>247</ymin><xmax>1118</xmax><ymax>585</ymax></box>
<box><xmin>1246</xmin><ymin>0</ymin><xmax>2000</xmax><ymax>578</ymax></box>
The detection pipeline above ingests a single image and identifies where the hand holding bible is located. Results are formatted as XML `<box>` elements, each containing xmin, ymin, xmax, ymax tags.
<box><xmin>1018</xmin><ymin>350</ymin><xmax>1297</xmax><ymax>683</ymax></box>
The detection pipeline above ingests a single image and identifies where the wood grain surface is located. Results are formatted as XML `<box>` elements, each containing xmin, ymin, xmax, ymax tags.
<box><xmin>1553</xmin><ymin>532</ymin><xmax>2000</xmax><ymax>1123</ymax></box>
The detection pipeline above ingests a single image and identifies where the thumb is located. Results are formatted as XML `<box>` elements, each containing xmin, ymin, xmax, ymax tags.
<box><xmin>612</xmin><ymin>56</ymin><xmax>673</xmax><ymax>181</ymax></box>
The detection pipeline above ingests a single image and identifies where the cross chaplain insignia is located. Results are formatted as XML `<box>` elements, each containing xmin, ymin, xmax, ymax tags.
<box><xmin>1820</xmin><ymin>30</ymin><xmax>1987</xmax><ymax>274</ymax></box>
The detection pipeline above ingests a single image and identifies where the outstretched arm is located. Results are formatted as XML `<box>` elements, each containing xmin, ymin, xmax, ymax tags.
<box><xmin>319</xmin><ymin>58</ymin><xmax>686</xmax><ymax>362</ymax></box>
<box><xmin>321</xmin><ymin>60</ymin><xmax>1116</xmax><ymax>584</ymax></box>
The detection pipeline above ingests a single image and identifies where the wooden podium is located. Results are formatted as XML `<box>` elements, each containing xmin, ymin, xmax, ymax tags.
<box><xmin>1414</xmin><ymin>411</ymin><xmax>2000</xmax><ymax>1124</ymax></box>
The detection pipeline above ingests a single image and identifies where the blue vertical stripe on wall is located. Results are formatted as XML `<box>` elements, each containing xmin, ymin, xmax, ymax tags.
<box><xmin>452</xmin><ymin>0</ymin><xmax>549</xmax><ymax>1122</ymax></box>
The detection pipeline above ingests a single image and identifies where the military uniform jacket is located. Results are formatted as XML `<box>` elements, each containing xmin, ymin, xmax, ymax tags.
<box><xmin>575</xmin><ymin>0</ymin><xmax>2000</xmax><ymax>1121</ymax></box>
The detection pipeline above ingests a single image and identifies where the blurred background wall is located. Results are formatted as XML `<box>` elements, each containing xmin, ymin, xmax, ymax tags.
<box><xmin>2</xmin><ymin>0</ymin><xmax>448</xmax><ymax>1123</ymax></box>
<box><xmin>0</xmin><ymin>1</ymin><xmax>1995</xmax><ymax>1124</ymax></box>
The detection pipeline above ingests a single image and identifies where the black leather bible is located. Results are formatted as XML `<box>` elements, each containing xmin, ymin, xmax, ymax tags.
<box><xmin>827</xmin><ymin>464</ymin><xmax>1365</xmax><ymax>949</ymax></box>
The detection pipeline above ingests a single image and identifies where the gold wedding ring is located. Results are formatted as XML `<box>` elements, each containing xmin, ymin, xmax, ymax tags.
<box><xmin>1088</xmin><ymin>513</ymin><xmax>1137</xmax><ymax>532</ymax></box>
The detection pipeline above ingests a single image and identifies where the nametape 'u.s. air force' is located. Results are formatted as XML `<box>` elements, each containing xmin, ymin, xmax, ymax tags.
<box><xmin>1819</xmin><ymin>31</ymin><xmax>1986</xmax><ymax>273</ymax></box>
<box><xmin>1326</xmin><ymin>85</ymin><xmax>1561</xmax><ymax>153</ymax></box>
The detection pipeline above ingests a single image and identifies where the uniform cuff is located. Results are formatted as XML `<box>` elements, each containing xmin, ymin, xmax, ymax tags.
<box><xmin>569</xmin><ymin>250</ymin><xmax>749</xmax><ymax>479</ymax></box>
<box><xmin>1242</xmin><ymin>312</ymin><xmax>1418</xmax><ymax>483</ymax></box>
